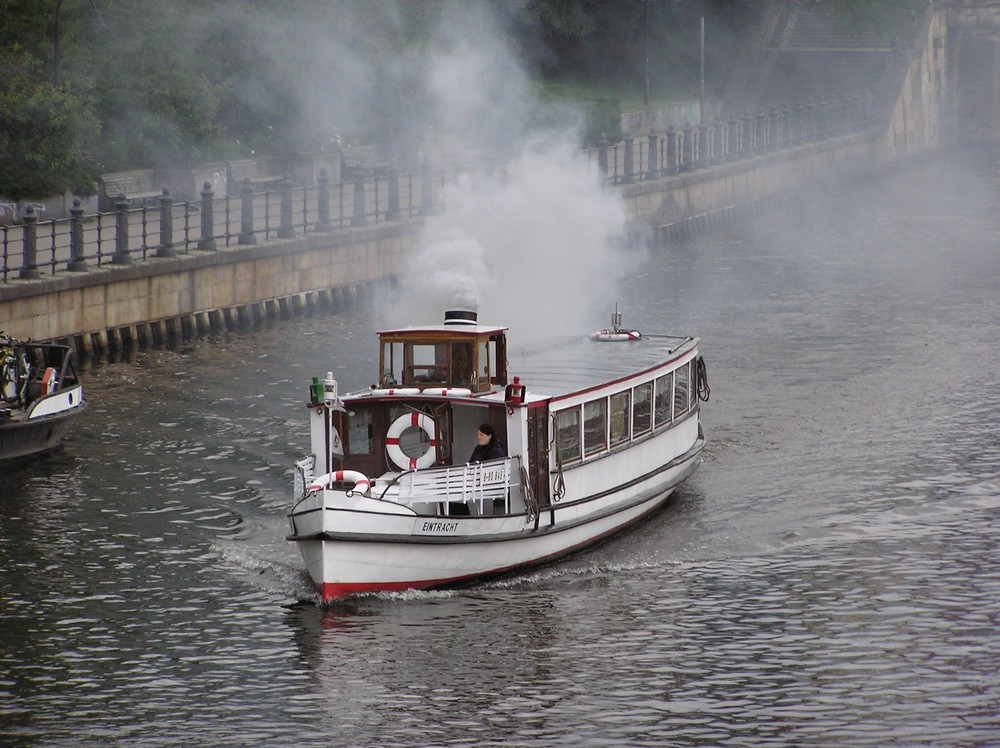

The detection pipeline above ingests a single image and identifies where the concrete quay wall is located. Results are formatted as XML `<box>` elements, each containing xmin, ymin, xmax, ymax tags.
<box><xmin>0</xmin><ymin>224</ymin><xmax>411</xmax><ymax>352</ymax></box>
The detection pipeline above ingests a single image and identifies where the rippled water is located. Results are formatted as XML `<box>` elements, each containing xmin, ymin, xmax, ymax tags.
<box><xmin>2</xmin><ymin>153</ymin><xmax>999</xmax><ymax>746</ymax></box>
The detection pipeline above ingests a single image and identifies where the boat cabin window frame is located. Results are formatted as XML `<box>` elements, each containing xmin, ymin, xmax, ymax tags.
<box><xmin>378</xmin><ymin>332</ymin><xmax>506</xmax><ymax>393</ymax></box>
<box><xmin>654</xmin><ymin>372</ymin><xmax>673</xmax><ymax>429</ymax></box>
<box><xmin>609</xmin><ymin>390</ymin><xmax>631</xmax><ymax>447</ymax></box>
<box><xmin>554</xmin><ymin>407</ymin><xmax>582</xmax><ymax>465</ymax></box>
<box><xmin>583</xmin><ymin>398</ymin><xmax>607</xmax><ymax>456</ymax></box>
<box><xmin>673</xmin><ymin>362</ymin><xmax>690</xmax><ymax>419</ymax></box>
<box><xmin>632</xmin><ymin>381</ymin><xmax>653</xmax><ymax>437</ymax></box>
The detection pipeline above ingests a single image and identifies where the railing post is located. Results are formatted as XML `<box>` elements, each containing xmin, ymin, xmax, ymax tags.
<box><xmin>351</xmin><ymin>172</ymin><xmax>368</xmax><ymax>227</ymax></box>
<box><xmin>646</xmin><ymin>131</ymin><xmax>658</xmax><ymax>179</ymax></box>
<box><xmin>597</xmin><ymin>135</ymin><xmax>610</xmax><ymax>181</ymax></box>
<box><xmin>316</xmin><ymin>168</ymin><xmax>332</xmax><ymax>231</ymax></box>
<box><xmin>156</xmin><ymin>188</ymin><xmax>176</xmax><ymax>257</ymax></box>
<box><xmin>727</xmin><ymin>115</ymin><xmax>739</xmax><ymax>161</ymax></box>
<box><xmin>712</xmin><ymin>118</ymin><xmax>724</xmax><ymax>164</ymax></box>
<box><xmin>666</xmin><ymin>125</ymin><xmax>679</xmax><ymax>175</ymax></box>
<box><xmin>419</xmin><ymin>162</ymin><xmax>433</xmax><ymax>216</ymax></box>
<box><xmin>238</xmin><ymin>178</ymin><xmax>257</xmax><ymax>245</ymax></box>
<box><xmin>197</xmin><ymin>182</ymin><xmax>217</xmax><ymax>250</ymax></box>
<box><xmin>386</xmin><ymin>167</ymin><xmax>401</xmax><ymax>221</ymax></box>
<box><xmin>67</xmin><ymin>197</ymin><xmax>87</xmax><ymax>271</ymax></box>
<box><xmin>278</xmin><ymin>177</ymin><xmax>294</xmax><ymax>238</ymax></box>
<box><xmin>19</xmin><ymin>204</ymin><xmax>40</xmax><ymax>279</ymax></box>
<box><xmin>112</xmin><ymin>193</ymin><xmax>132</xmax><ymax>265</ymax></box>
<box><xmin>755</xmin><ymin>110</ymin><xmax>768</xmax><ymax>154</ymax></box>
<box><xmin>769</xmin><ymin>107</ymin><xmax>779</xmax><ymax>150</ymax></box>
<box><xmin>622</xmin><ymin>136</ymin><xmax>634</xmax><ymax>183</ymax></box>
<box><xmin>698</xmin><ymin>123</ymin><xmax>711</xmax><ymax>168</ymax></box>
<box><xmin>741</xmin><ymin>110</ymin><xmax>753</xmax><ymax>157</ymax></box>
<box><xmin>681</xmin><ymin>123</ymin><xmax>695</xmax><ymax>172</ymax></box>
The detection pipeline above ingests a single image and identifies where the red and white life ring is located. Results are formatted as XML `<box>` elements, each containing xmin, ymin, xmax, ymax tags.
<box><xmin>590</xmin><ymin>330</ymin><xmax>642</xmax><ymax>342</ymax></box>
<box><xmin>369</xmin><ymin>387</ymin><xmax>420</xmax><ymax>396</ymax></box>
<box><xmin>307</xmin><ymin>470</ymin><xmax>371</xmax><ymax>494</ymax></box>
<box><xmin>385</xmin><ymin>411</ymin><xmax>437</xmax><ymax>470</ymax></box>
<box><xmin>40</xmin><ymin>367</ymin><xmax>58</xmax><ymax>396</ymax></box>
<box><xmin>422</xmin><ymin>387</ymin><xmax>473</xmax><ymax>397</ymax></box>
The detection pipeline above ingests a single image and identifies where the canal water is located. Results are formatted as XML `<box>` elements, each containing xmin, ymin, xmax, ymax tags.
<box><xmin>2</xmin><ymin>153</ymin><xmax>999</xmax><ymax>746</ymax></box>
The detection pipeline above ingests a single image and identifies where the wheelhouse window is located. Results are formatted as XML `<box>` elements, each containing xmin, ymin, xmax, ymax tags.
<box><xmin>609</xmin><ymin>391</ymin><xmax>631</xmax><ymax>447</ymax></box>
<box><xmin>633</xmin><ymin>382</ymin><xmax>652</xmax><ymax>436</ymax></box>
<box><xmin>451</xmin><ymin>342</ymin><xmax>474</xmax><ymax>386</ymax></box>
<box><xmin>584</xmin><ymin>398</ymin><xmax>607</xmax><ymax>456</ymax></box>
<box><xmin>654</xmin><ymin>372</ymin><xmax>673</xmax><ymax>429</ymax></box>
<box><xmin>674</xmin><ymin>363</ymin><xmax>690</xmax><ymax>418</ymax></box>
<box><xmin>381</xmin><ymin>342</ymin><xmax>403</xmax><ymax>386</ymax></box>
<box><xmin>555</xmin><ymin>408</ymin><xmax>581</xmax><ymax>464</ymax></box>
<box><xmin>347</xmin><ymin>408</ymin><xmax>373</xmax><ymax>454</ymax></box>
<box><xmin>409</xmin><ymin>343</ymin><xmax>448</xmax><ymax>383</ymax></box>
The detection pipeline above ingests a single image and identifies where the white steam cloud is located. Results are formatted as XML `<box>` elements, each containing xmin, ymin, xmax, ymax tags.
<box><xmin>381</xmin><ymin>6</ymin><xmax>635</xmax><ymax>342</ymax></box>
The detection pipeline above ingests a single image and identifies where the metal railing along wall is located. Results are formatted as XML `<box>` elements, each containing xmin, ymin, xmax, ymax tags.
<box><xmin>1</xmin><ymin>90</ymin><xmax>883</xmax><ymax>283</ymax></box>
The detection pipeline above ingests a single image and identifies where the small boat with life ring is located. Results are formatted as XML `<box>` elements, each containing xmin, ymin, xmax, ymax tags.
<box><xmin>287</xmin><ymin>308</ymin><xmax>709</xmax><ymax>603</ymax></box>
<box><xmin>0</xmin><ymin>335</ymin><xmax>88</xmax><ymax>461</ymax></box>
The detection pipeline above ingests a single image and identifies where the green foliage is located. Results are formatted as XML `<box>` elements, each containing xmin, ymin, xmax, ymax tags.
<box><xmin>0</xmin><ymin>0</ymin><xmax>930</xmax><ymax>198</ymax></box>
<box><xmin>0</xmin><ymin>53</ymin><xmax>99</xmax><ymax>199</ymax></box>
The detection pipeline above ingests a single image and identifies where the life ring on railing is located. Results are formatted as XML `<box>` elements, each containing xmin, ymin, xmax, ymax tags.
<box><xmin>590</xmin><ymin>330</ymin><xmax>642</xmax><ymax>342</ymax></box>
<box><xmin>422</xmin><ymin>387</ymin><xmax>473</xmax><ymax>397</ymax></box>
<box><xmin>40</xmin><ymin>368</ymin><xmax>58</xmax><ymax>396</ymax></box>
<box><xmin>385</xmin><ymin>411</ymin><xmax>437</xmax><ymax>470</ymax></box>
<box><xmin>307</xmin><ymin>470</ymin><xmax>371</xmax><ymax>495</ymax></box>
<box><xmin>369</xmin><ymin>387</ymin><xmax>420</xmax><ymax>396</ymax></box>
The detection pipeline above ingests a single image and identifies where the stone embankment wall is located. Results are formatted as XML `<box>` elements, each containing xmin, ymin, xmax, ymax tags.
<box><xmin>0</xmin><ymin>8</ymin><xmax>959</xmax><ymax>351</ymax></box>
<box><xmin>625</xmin><ymin>7</ymin><xmax>955</xmax><ymax>234</ymax></box>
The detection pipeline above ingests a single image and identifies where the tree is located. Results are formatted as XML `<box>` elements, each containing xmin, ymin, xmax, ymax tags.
<box><xmin>0</xmin><ymin>51</ymin><xmax>99</xmax><ymax>200</ymax></box>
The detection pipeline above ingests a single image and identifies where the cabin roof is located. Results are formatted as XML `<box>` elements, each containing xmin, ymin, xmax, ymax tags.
<box><xmin>506</xmin><ymin>334</ymin><xmax>698</xmax><ymax>398</ymax></box>
<box><xmin>377</xmin><ymin>323</ymin><xmax>508</xmax><ymax>337</ymax></box>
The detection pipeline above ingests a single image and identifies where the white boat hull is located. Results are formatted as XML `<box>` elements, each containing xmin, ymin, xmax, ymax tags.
<box><xmin>289</xmin><ymin>437</ymin><xmax>703</xmax><ymax>602</ymax></box>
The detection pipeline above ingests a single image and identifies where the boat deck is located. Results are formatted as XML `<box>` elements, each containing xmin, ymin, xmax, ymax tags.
<box><xmin>505</xmin><ymin>334</ymin><xmax>697</xmax><ymax>399</ymax></box>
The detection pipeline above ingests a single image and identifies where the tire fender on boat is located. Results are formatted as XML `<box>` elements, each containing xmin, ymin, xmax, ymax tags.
<box><xmin>385</xmin><ymin>411</ymin><xmax>438</xmax><ymax>470</ymax></box>
<box><xmin>307</xmin><ymin>470</ymin><xmax>371</xmax><ymax>495</ymax></box>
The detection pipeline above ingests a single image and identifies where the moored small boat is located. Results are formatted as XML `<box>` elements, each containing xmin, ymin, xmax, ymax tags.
<box><xmin>287</xmin><ymin>309</ymin><xmax>709</xmax><ymax>603</ymax></box>
<box><xmin>0</xmin><ymin>335</ymin><xmax>88</xmax><ymax>460</ymax></box>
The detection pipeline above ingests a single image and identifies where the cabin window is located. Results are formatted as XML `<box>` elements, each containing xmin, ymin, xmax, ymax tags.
<box><xmin>609</xmin><ymin>391</ymin><xmax>631</xmax><ymax>447</ymax></box>
<box><xmin>451</xmin><ymin>342</ymin><xmax>474</xmax><ymax>386</ymax></box>
<box><xmin>633</xmin><ymin>382</ymin><xmax>652</xmax><ymax>436</ymax></box>
<box><xmin>410</xmin><ymin>343</ymin><xmax>448</xmax><ymax>383</ymax></box>
<box><xmin>654</xmin><ymin>372</ymin><xmax>673</xmax><ymax>428</ymax></box>
<box><xmin>584</xmin><ymin>398</ymin><xmax>607</xmax><ymax>456</ymax></box>
<box><xmin>674</xmin><ymin>363</ymin><xmax>690</xmax><ymax>417</ymax></box>
<box><xmin>555</xmin><ymin>408</ymin><xmax>581</xmax><ymax>464</ymax></box>
<box><xmin>347</xmin><ymin>408</ymin><xmax>373</xmax><ymax>454</ymax></box>
<box><xmin>381</xmin><ymin>342</ymin><xmax>404</xmax><ymax>386</ymax></box>
<box><xmin>477</xmin><ymin>339</ymin><xmax>489</xmax><ymax>387</ymax></box>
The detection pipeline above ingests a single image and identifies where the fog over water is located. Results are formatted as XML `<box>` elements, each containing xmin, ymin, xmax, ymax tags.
<box><xmin>2</xmin><ymin>152</ymin><xmax>999</xmax><ymax>746</ymax></box>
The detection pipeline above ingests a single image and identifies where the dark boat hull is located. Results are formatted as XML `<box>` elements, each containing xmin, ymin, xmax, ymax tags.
<box><xmin>0</xmin><ymin>402</ymin><xmax>87</xmax><ymax>460</ymax></box>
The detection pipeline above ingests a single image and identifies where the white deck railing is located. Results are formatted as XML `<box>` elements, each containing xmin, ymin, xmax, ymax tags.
<box><xmin>389</xmin><ymin>457</ymin><xmax>519</xmax><ymax>514</ymax></box>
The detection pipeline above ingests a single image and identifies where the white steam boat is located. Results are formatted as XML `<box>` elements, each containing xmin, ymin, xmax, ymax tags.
<box><xmin>288</xmin><ymin>309</ymin><xmax>709</xmax><ymax>603</ymax></box>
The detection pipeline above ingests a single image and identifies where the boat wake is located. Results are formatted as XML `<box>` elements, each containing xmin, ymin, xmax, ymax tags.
<box><xmin>212</xmin><ymin>540</ymin><xmax>318</xmax><ymax>602</ymax></box>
